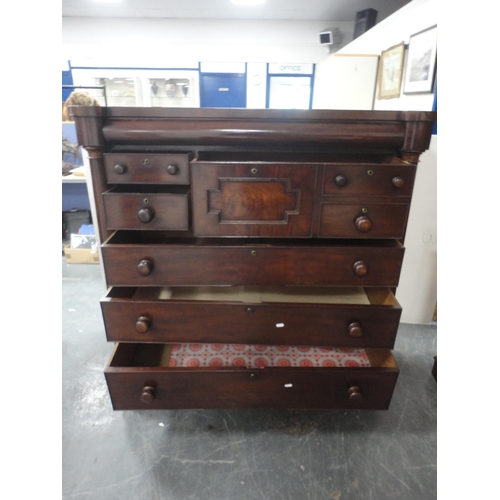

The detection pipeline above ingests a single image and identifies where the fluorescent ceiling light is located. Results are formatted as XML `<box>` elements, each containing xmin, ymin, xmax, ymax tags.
<box><xmin>93</xmin><ymin>0</ymin><xmax>122</xmax><ymax>3</ymax></box>
<box><xmin>231</xmin><ymin>0</ymin><xmax>265</xmax><ymax>5</ymax></box>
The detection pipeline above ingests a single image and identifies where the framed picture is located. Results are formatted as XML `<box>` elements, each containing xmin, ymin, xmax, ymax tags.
<box><xmin>377</xmin><ymin>41</ymin><xmax>405</xmax><ymax>100</ymax></box>
<box><xmin>404</xmin><ymin>25</ymin><xmax>437</xmax><ymax>94</ymax></box>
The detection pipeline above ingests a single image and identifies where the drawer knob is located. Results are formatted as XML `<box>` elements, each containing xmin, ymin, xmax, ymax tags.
<box><xmin>348</xmin><ymin>386</ymin><xmax>363</xmax><ymax>401</ymax></box>
<box><xmin>355</xmin><ymin>216</ymin><xmax>372</xmax><ymax>233</ymax></box>
<box><xmin>392</xmin><ymin>176</ymin><xmax>404</xmax><ymax>189</ymax></box>
<box><xmin>353</xmin><ymin>261</ymin><xmax>368</xmax><ymax>277</ymax></box>
<box><xmin>136</xmin><ymin>316</ymin><xmax>151</xmax><ymax>334</ymax></box>
<box><xmin>141</xmin><ymin>386</ymin><xmax>155</xmax><ymax>403</ymax></box>
<box><xmin>114</xmin><ymin>164</ymin><xmax>126</xmax><ymax>175</ymax></box>
<box><xmin>334</xmin><ymin>174</ymin><xmax>347</xmax><ymax>187</ymax></box>
<box><xmin>348</xmin><ymin>322</ymin><xmax>363</xmax><ymax>338</ymax></box>
<box><xmin>137</xmin><ymin>259</ymin><xmax>154</xmax><ymax>276</ymax></box>
<box><xmin>167</xmin><ymin>164</ymin><xmax>179</xmax><ymax>175</ymax></box>
<box><xmin>137</xmin><ymin>207</ymin><xmax>155</xmax><ymax>224</ymax></box>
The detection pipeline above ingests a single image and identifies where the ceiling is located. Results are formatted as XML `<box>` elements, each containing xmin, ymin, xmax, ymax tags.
<box><xmin>62</xmin><ymin>0</ymin><xmax>411</xmax><ymax>23</ymax></box>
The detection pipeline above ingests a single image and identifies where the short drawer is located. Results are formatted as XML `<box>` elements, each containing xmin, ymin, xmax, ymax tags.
<box><xmin>101</xmin><ymin>234</ymin><xmax>405</xmax><ymax>287</ymax></box>
<box><xmin>322</xmin><ymin>161</ymin><xmax>416</xmax><ymax>197</ymax></box>
<box><xmin>102</xmin><ymin>189</ymin><xmax>189</xmax><ymax>231</ymax></box>
<box><xmin>105</xmin><ymin>343</ymin><xmax>399</xmax><ymax>410</ymax></box>
<box><xmin>104</xmin><ymin>153</ymin><xmax>191</xmax><ymax>185</ymax></box>
<box><xmin>101</xmin><ymin>286</ymin><xmax>401</xmax><ymax>349</ymax></box>
<box><xmin>318</xmin><ymin>203</ymin><xmax>409</xmax><ymax>239</ymax></box>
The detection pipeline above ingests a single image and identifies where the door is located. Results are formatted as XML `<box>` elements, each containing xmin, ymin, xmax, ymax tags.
<box><xmin>200</xmin><ymin>74</ymin><xmax>247</xmax><ymax>108</ymax></box>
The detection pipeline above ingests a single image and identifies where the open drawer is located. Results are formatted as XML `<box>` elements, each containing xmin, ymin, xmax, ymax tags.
<box><xmin>105</xmin><ymin>343</ymin><xmax>399</xmax><ymax>410</ymax></box>
<box><xmin>101</xmin><ymin>286</ymin><xmax>401</xmax><ymax>348</ymax></box>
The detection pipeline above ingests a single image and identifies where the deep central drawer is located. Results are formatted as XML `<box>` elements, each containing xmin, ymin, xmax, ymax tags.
<box><xmin>191</xmin><ymin>162</ymin><xmax>317</xmax><ymax>237</ymax></box>
<box><xmin>101</xmin><ymin>286</ymin><xmax>401</xmax><ymax>348</ymax></box>
<box><xmin>105</xmin><ymin>343</ymin><xmax>399</xmax><ymax>410</ymax></box>
<box><xmin>101</xmin><ymin>234</ymin><xmax>404</xmax><ymax>287</ymax></box>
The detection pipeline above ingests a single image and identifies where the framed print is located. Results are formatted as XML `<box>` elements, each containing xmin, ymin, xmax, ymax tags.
<box><xmin>377</xmin><ymin>42</ymin><xmax>405</xmax><ymax>99</ymax></box>
<box><xmin>404</xmin><ymin>25</ymin><xmax>437</xmax><ymax>94</ymax></box>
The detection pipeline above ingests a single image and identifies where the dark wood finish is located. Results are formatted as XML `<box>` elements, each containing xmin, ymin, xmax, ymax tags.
<box><xmin>105</xmin><ymin>343</ymin><xmax>399</xmax><ymax>410</ymax></box>
<box><xmin>70</xmin><ymin>106</ymin><xmax>436</xmax><ymax>411</ymax></box>
<box><xmin>102</xmin><ymin>191</ymin><xmax>189</xmax><ymax>230</ymax></box>
<box><xmin>318</xmin><ymin>203</ymin><xmax>409</xmax><ymax>238</ymax></box>
<box><xmin>101</xmin><ymin>237</ymin><xmax>404</xmax><ymax>287</ymax></box>
<box><xmin>322</xmin><ymin>162</ymin><xmax>415</xmax><ymax>197</ymax></box>
<box><xmin>104</xmin><ymin>153</ymin><xmax>191</xmax><ymax>185</ymax></box>
<box><xmin>191</xmin><ymin>163</ymin><xmax>315</xmax><ymax>237</ymax></box>
<box><xmin>101</xmin><ymin>286</ymin><xmax>402</xmax><ymax>348</ymax></box>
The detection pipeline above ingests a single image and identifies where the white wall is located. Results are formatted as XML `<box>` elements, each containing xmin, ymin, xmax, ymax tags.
<box><xmin>332</xmin><ymin>0</ymin><xmax>437</xmax><ymax>324</ymax></box>
<box><xmin>62</xmin><ymin>18</ymin><xmax>354</xmax><ymax>66</ymax></box>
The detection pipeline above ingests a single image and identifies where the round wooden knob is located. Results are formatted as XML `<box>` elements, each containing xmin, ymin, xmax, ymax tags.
<box><xmin>114</xmin><ymin>164</ymin><xmax>126</xmax><ymax>175</ymax></box>
<box><xmin>348</xmin><ymin>322</ymin><xmax>363</xmax><ymax>338</ymax></box>
<box><xmin>353</xmin><ymin>260</ymin><xmax>368</xmax><ymax>277</ymax></box>
<box><xmin>246</xmin><ymin>307</ymin><xmax>254</xmax><ymax>314</ymax></box>
<box><xmin>334</xmin><ymin>174</ymin><xmax>347</xmax><ymax>187</ymax></box>
<box><xmin>348</xmin><ymin>386</ymin><xmax>362</xmax><ymax>401</ymax></box>
<box><xmin>141</xmin><ymin>386</ymin><xmax>155</xmax><ymax>403</ymax></box>
<box><xmin>355</xmin><ymin>216</ymin><xmax>372</xmax><ymax>233</ymax></box>
<box><xmin>167</xmin><ymin>164</ymin><xmax>179</xmax><ymax>175</ymax></box>
<box><xmin>392</xmin><ymin>176</ymin><xmax>404</xmax><ymax>189</ymax></box>
<box><xmin>137</xmin><ymin>207</ymin><xmax>155</xmax><ymax>223</ymax></box>
<box><xmin>135</xmin><ymin>316</ymin><xmax>151</xmax><ymax>334</ymax></box>
<box><xmin>137</xmin><ymin>259</ymin><xmax>153</xmax><ymax>276</ymax></box>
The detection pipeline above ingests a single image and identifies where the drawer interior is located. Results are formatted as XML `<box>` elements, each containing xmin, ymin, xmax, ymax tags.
<box><xmin>106</xmin><ymin>285</ymin><xmax>398</xmax><ymax>307</ymax></box>
<box><xmin>109</xmin><ymin>342</ymin><xmax>397</xmax><ymax>370</ymax></box>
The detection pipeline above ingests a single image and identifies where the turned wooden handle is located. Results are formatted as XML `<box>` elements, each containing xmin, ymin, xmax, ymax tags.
<box><xmin>141</xmin><ymin>386</ymin><xmax>155</xmax><ymax>403</ymax></box>
<box><xmin>334</xmin><ymin>174</ymin><xmax>348</xmax><ymax>187</ymax></box>
<box><xmin>167</xmin><ymin>164</ymin><xmax>179</xmax><ymax>175</ymax></box>
<box><xmin>348</xmin><ymin>322</ymin><xmax>363</xmax><ymax>338</ymax></box>
<box><xmin>137</xmin><ymin>259</ymin><xmax>154</xmax><ymax>276</ymax></box>
<box><xmin>114</xmin><ymin>164</ymin><xmax>126</xmax><ymax>175</ymax></box>
<box><xmin>355</xmin><ymin>216</ymin><xmax>372</xmax><ymax>233</ymax></box>
<box><xmin>348</xmin><ymin>386</ymin><xmax>362</xmax><ymax>401</ymax></box>
<box><xmin>135</xmin><ymin>316</ymin><xmax>151</xmax><ymax>334</ymax></box>
<box><xmin>137</xmin><ymin>207</ymin><xmax>154</xmax><ymax>223</ymax></box>
<box><xmin>353</xmin><ymin>260</ymin><xmax>368</xmax><ymax>277</ymax></box>
<box><xmin>392</xmin><ymin>176</ymin><xmax>404</xmax><ymax>189</ymax></box>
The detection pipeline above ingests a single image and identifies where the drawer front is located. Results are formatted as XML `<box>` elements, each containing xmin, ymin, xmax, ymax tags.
<box><xmin>191</xmin><ymin>163</ymin><xmax>316</xmax><ymax>237</ymax></box>
<box><xmin>323</xmin><ymin>164</ymin><xmax>416</xmax><ymax>197</ymax></box>
<box><xmin>103</xmin><ymin>192</ymin><xmax>189</xmax><ymax>230</ymax></box>
<box><xmin>101</xmin><ymin>242</ymin><xmax>404</xmax><ymax>287</ymax></box>
<box><xmin>318</xmin><ymin>203</ymin><xmax>409</xmax><ymax>239</ymax></box>
<box><xmin>101</xmin><ymin>287</ymin><xmax>401</xmax><ymax>348</ymax></box>
<box><xmin>105</xmin><ymin>345</ymin><xmax>399</xmax><ymax>410</ymax></box>
<box><xmin>104</xmin><ymin>153</ymin><xmax>191</xmax><ymax>185</ymax></box>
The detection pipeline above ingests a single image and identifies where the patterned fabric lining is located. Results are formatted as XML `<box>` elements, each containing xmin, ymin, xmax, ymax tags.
<box><xmin>168</xmin><ymin>343</ymin><xmax>371</xmax><ymax>369</ymax></box>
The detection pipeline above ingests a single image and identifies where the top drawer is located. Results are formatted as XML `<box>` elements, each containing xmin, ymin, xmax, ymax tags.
<box><xmin>104</xmin><ymin>153</ymin><xmax>192</xmax><ymax>185</ymax></box>
<box><xmin>323</xmin><ymin>160</ymin><xmax>416</xmax><ymax>198</ymax></box>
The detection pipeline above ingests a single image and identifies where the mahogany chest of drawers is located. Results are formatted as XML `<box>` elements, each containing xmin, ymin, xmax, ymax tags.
<box><xmin>71</xmin><ymin>106</ymin><xmax>435</xmax><ymax>411</ymax></box>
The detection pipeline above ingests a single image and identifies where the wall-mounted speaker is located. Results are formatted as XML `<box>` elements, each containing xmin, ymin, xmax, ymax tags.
<box><xmin>353</xmin><ymin>8</ymin><xmax>378</xmax><ymax>40</ymax></box>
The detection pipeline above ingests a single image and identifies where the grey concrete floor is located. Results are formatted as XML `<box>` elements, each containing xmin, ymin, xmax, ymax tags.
<box><xmin>62</xmin><ymin>258</ymin><xmax>437</xmax><ymax>500</ymax></box>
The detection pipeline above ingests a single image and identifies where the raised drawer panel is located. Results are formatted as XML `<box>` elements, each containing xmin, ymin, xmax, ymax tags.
<box><xmin>322</xmin><ymin>163</ymin><xmax>416</xmax><ymax>197</ymax></box>
<box><xmin>105</xmin><ymin>343</ymin><xmax>399</xmax><ymax>410</ymax></box>
<box><xmin>191</xmin><ymin>163</ymin><xmax>316</xmax><ymax>237</ymax></box>
<box><xmin>318</xmin><ymin>203</ymin><xmax>410</xmax><ymax>239</ymax></box>
<box><xmin>101</xmin><ymin>286</ymin><xmax>402</xmax><ymax>348</ymax></box>
<box><xmin>104</xmin><ymin>153</ymin><xmax>191</xmax><ymax>185</ymax></box>
<box><xmin>101</xmin><ymin>237</ymin><xmax>404</xmax><ymax>287</ymax></box>
<box><xmin>102</xmin><ymin>191</ymin><xmax>189</xmax><ymax>231</ymax></box>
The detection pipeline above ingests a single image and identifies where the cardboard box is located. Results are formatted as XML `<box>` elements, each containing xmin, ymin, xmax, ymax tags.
<box><xmin>64</xmin><ymin>245</ymin><xmax>99</xmax><ymax>264</ymax></box>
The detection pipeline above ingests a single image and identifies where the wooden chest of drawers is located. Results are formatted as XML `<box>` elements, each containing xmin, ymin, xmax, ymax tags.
<box><xmin>72</xmin><ymin>107</ymin><xmax>435</xmax><ymax>411</ymax></box>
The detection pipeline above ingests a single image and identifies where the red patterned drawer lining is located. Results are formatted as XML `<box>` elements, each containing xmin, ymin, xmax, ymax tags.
<box><xmin>168</xmin><ymin>343</ymin><xmax>371</xmax><ymax>368</ymax></box>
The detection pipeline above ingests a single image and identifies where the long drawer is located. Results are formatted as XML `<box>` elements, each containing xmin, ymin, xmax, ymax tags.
<box><xmin>101</xmin><ymin>286</ymin><xmax>401</xmax><ymax>348</ymax></box>
<box><xmin>101</xmin><ymin>234</ymin><xmax>405</xmax><ymax>287</ymax></box>
<box><xmin>105</xmin><ymin>343</ymin><xmax>399</xmax><ymax>410</ymax></box>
